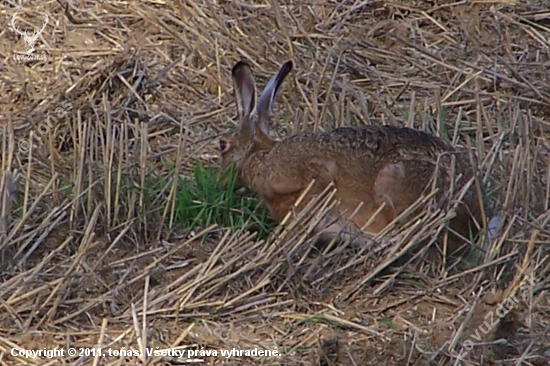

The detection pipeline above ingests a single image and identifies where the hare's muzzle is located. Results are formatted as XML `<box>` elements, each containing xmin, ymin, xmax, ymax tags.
<box><xmin>217</xmin><ymin>164</ymin><xmax>240</xmax><ymax>188</ymax></box>
<box><xmin>217</xmin><ymin>165</ymin><xmax>254</xmax><ymax>197</ymax></box>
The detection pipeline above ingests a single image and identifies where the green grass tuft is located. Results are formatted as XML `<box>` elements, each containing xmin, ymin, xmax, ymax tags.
<box><xmin>173</xmin><ymin>163</ymin><xmax>275</xmax><ymax>239</ymax></box>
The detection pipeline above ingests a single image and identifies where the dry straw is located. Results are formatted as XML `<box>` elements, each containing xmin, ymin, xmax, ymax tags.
<box><xmin>1</xmin><ymin>0</ymin><xmax>550</xmax><ymax>365</ymax></box>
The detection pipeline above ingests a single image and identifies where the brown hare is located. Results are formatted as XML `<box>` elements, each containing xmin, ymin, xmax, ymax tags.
<box><xmin>218</xmin><ymin>60</ymin><xmax>484</xmax><ymax>258</ymax></box>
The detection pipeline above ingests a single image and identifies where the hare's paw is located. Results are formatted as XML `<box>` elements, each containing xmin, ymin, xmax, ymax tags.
<box><xmin>314</xmin><ymin>214</ymin><xmax>370</xmax><ymax>248</ymax></box>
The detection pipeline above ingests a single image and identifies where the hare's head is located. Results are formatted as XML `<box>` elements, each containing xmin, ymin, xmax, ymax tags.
<box><xmin>218</xmin><ymin>60</ymin><xmax>293</xmax><ymax>186</ymax></box>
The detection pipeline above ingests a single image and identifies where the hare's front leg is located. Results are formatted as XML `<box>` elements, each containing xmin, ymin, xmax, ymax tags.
<box><xmin>313</xmin><ymin>213</ymin><xmax>370</xmax><ymax>248</ymax></box>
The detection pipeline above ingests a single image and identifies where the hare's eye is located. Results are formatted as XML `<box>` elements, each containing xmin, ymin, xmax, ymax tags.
<box><xmin>218</xmin><ymin>139</ymin><xmax>228</xmax><ymax>152</ymax></box>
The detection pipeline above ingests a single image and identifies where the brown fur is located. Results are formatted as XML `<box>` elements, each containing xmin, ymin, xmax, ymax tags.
<box><xmin>219</xmin><ymin>60</ymin><xmax>482</xmax><ymax>258</ymax></box>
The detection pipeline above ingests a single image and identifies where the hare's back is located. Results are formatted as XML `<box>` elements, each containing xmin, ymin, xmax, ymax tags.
<box><xmin>326</xmin><ymin>125</ymin><xmax>456</xmax><ymax>160</ymax></box>
<box><xmin>279</xmin><ymin>125</ymin><xmax>459</xmax><ymax>167</ymax></box>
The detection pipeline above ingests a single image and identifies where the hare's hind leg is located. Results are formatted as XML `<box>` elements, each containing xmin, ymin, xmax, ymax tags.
<box><xmin>374</xmin><ymin>160</ymin><xmax>442</xmax><ymax>260</ymax></box>
<box><xmin>373</xmin><ymin>159</ymin><xmax>477</xmax><ymax>259</ymax></box>
<box><xmin>373</xmin><ymin>160</ymin><xmax>440</xmax><ymax>219</ymax></box>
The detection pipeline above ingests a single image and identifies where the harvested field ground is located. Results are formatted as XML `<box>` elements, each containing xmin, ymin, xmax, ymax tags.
<box><xmin>1</xmin><ymin>0</ymin><xmax>550</xmax><ymax>365</ymax></box>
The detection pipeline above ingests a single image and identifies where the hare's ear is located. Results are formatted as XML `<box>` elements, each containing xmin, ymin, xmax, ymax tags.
<box><xmin>232</xmin><ymin>61</ymin><xmax>257</xmax><ymax>138</ymax></box>
<box><xmin>257</xmin><ymin>61</ymin><xmax>293</xmax><ymax>134</ymax></box>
